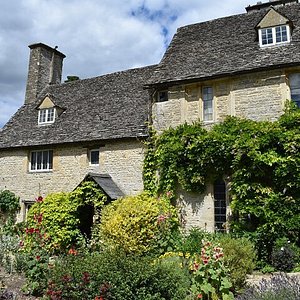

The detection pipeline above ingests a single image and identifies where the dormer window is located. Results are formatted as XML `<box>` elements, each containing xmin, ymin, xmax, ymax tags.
<box><xmin>259</xmin><ymin>25</ymin><xmax>290</xmax><ymax>47</ymax></box>
<box><xmin>38</xmin><ymin>108</ymin><xmax>56</xmax><ymax>124</ymax></box>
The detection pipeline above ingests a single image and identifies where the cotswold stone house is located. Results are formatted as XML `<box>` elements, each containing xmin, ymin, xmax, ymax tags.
<box><xmin>1</xmin><ymin>0</ymin><xmax>300</xmax><ymax>229</ymax></box>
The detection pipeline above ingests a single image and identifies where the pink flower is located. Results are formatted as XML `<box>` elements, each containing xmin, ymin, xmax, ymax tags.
<box><xmin>197</xmin><ymin>294</ymin><xmax>203</xmax><ymax>299</ymax></box>
<box><xmin>157</xmin><ymin>214</ymin><xmax>167</xmax><ymax>224</ymax></box>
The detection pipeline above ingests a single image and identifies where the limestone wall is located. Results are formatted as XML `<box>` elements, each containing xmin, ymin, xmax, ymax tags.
<box><xmin>152</xmin><ymin>69</ymin><xmax>289</xmax><ymax>132</ymax></box>
<box><xmin>0</xmin><ymin>139</ymin><xmax>144</xmax><ymax>221</ymax></box>
<box><xmin>152</xmin><ymin>68</ymin><xmax>290</xmax><ymax>231</ymax></box>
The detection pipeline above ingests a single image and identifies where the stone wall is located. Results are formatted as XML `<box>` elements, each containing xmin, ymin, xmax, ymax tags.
<box><xmin>152</xmin><ymin>69</ymin><xmax>289</xmax><ymax>133</ymax></box>
<box><xmin>0</xmin><ymin>139</ymin><xmax>144</xmax><ymax>221</ymax></box>
<box><xmin>152</xmin><ymin>68</ymin><xmax>290</xmax><ymax>231</ymax></box>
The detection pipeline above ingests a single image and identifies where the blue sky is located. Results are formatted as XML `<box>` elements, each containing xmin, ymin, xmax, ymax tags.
<box><xmin>0</xmin><ymin>0</ymin><xmax>251</xmax><ymax>128</ymax></box>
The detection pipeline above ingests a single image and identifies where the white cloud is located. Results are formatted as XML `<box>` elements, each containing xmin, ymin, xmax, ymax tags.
<box><xmin>0</xmin><ymin>0</ymin><xmax>251</xmax><ymax>128</ymax></box>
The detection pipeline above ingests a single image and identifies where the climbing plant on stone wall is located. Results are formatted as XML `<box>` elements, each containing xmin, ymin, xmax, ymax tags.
<box><xmin>143</xmin><ymin>103</ymin><xmax>300</xmax><ymax>260</ymax></box>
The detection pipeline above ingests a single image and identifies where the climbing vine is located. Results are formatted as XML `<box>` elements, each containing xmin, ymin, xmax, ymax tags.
<box><xmin>143</xmin><ymin>103</ymin><xmax>300</xmax><ymax>259</ymax></box>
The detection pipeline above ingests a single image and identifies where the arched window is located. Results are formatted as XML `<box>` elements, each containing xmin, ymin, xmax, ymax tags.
<box><xmin>214</xmin><ymin>179</ymin><xmax>226</xmax><ymax>232</ymax></box>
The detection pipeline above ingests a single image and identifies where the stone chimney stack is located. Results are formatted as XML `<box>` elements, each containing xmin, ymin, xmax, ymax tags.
<box><xmin>24</xmin><ymin>43</ymin><xmax>66</xmax><ymax>104</ymax></box>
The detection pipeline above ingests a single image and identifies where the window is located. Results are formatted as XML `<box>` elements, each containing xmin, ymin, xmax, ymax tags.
<box><xmin>30</xmin><ymin>150</ymin><xmax>53</xmax><ymax>171</ymax></box>
<box><xmin>289</xmin><ymin>73</ymin><xmax>300</xmax><ymax>108</ymax></box>
<box><xmin>38</xmin><ymin>108</ymin><xmax>56</xmax><ymax>124</ymax></box>
<box><xmin>259</xmin><ymin>25</ymin><xmax>290</xmax><ymax>47</ymax></box>
<box><xmin>89</xmin><ymin>149</ymin><xmax>99</xmax><ymax>165</ymax></box>
<box><xmin>157</xmin><ymin>91</ymin><xmax>168</xmax><ymax>102</ymax></box>
<box><xmin>202</xmin><ymin>87</ymin><xmax>213</xmax><ymax>121</ymax></box>
<box><xmin>214</xmin><ymin>179</ymin><xmax>227</xmax><ymax>232</ymax></box>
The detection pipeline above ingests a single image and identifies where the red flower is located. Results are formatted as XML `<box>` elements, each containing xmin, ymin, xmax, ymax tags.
<box><xmin>36</xmin><ymin>196</ymin><xmax>43</xmax><ymax>202</ymax></box>
<box><xmin>25</xmin><ymin>227</ymin><xmax>35</xmax><ymax>234</ymax></box>
<box><xmin>68</xmin><ymin>247</ymin><xmax>78</xmax><ymax>255</ymax></box>
<box><xmin>36</xmin><ymin>255</ymin><xmax>41</xmax><ymax>261</ymax></box>
<box><xmin>82</xmin><ymin>272</ymin><xmax>90</xmax><ymax>284</ymax></box>
<box><xmin>197</xmin><ymin>293</ymin><xmax>203</xmax><ymax>299</ymax></box>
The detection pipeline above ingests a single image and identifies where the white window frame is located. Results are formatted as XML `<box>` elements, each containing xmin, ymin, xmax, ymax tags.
<box><xmin>89</xmin><ymin>149</ymin><xmax>99</xmax><ymax>166</ymax></box>
<box><xmin>29</xmin><ymin>150</ymin><xmax>53</xmax><ymax>172</ymax></box>
<box><xmin>202</xmin><ymin>86</ymin><xmax>214</xmax><ymax>122</ymax></box>
<box><xmin>38</xmin><ymin>108</ymin><xmax>56</xmax><ymax>125</ymax></box>
<box><xmin>259</xmin><ymin>25</ymin><xmax>290</xmax><ymax>47</ymax></box>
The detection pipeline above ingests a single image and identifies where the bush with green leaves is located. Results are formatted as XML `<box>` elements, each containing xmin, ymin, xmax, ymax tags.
<box><xmin>143</xmin><ymin>104</ymin><xmax>300</xmax><ymax>265</ymax></box>
<box><xmin>47</xmin><ymin>249</ymin><xmax>191</xmax><ymax>300</ymax></box>
<box><xmin>25</xmin><ymin>181</ymin><xmax>107</xmax><ymax>253</ymax></box>
<box><xmin>218</xmin><ymin>235</ymin><xmax>256</xmax><ymax>291</ymax></box>
<box><xmin>0</xmin><ymin>190</ymin><xmax>20</xmax><ymax>228</ymax></box>
<box><xmin>25</xmin><ymin>193</ymin><xmax>82</xmax><ymax>253</ymax></box>
<box><xmin>94</xmin><ymin>192</ymin><xmax>179</xmax><ymax>254</ymax></box>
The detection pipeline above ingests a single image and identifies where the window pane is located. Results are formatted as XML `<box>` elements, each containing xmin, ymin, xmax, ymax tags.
<box><xmin>42</xmin><ymin>151</ymin><xmax>49</xmax><ymax>169</ymax></box>
<box><xmin>157</xmin><ymin>91</ymin><xmax>168</xmax><ymax>102</ymax></box>
<box><xmin>90</xmin><ymin>150</ymin><xmax>99</xmax><ymax>165</ymax></box>
<box><xmin>47</xmin><ymin>108</ymin><xmax>55</xmax><ymax>122</ymax></box>
<box><xmin>203</xmin><ymin>87</ymin><xmax>213</xmax><ymax>121</ymax></box>
<box><xmin>48</xmin><ymin>150</ymin><xmax>53</xmax><ymax>169</ymax></box>
<box><xmin>262</xmin><ymin>28</ymin><xmax>273</xmax><ymax>45</ymax></box>
<box><xmin>38</xmin><ymin>110</ymin><xmax>46</xmax><ymax>123</ymax></box>
<box><xmin>289</xmin><ymin>73</ymin><xmax>300</xmax><ymax>108</ymax></box>
<box><xmin>214</xmin><ymin>180</ymin><xmax>226</xmax><ymax>232</ymax></box>
<box><xmin>276</xmin><ymin>26</ymin><xmax>287</xmax><ymax>43</ymax></box>
<box><xmin>36</xmin><ymin>151</ymin><xmax>42</xmax><ymax>170</ymax></box>
<box><xmin>31</xmin><ymin>152</ymin><xmax>36</xmax><ymax>170</ymax></box>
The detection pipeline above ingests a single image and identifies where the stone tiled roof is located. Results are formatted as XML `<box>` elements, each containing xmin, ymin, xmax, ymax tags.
<box><xmin>0</xmin><ymin>65</ymin><xmax>156</xmax><ymax>149</ymax></box>
<box><xmin>147</xmin><ymin>3</ymin><xmax>300</xmax><ymax>87</ymax></box>
<box><xmin>86</xmin><ymin>173</ymin><xmax>125</xmax><ymax>200</ymax></box>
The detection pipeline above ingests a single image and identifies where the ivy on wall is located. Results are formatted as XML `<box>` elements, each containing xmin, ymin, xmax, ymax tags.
<box><xmin>143</xmin><ymin>103</ymin><xmax>300</xmax><ymax>252</ymax></box>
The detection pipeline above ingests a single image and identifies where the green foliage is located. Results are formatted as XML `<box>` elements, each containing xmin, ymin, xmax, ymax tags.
<box><xmin>25</xmin><ymin>181</ymin><xmax>107</xmax><ymax>253</ymax></box>
<box><xmin>25</xmin><ymin>193</ymin><xmax>82</xmax><ymax>252</ymax></box>
<box><xmin>0</xmin><ymin>190</ymin><xmax>20</xmax><ymax>228</ymax></box>
<box><xmin>189</xmin><ymin>240</ymin><xmax>234</xmax><ymax>300</ymax></box>
<box><xmin>47</xmin><ymin>249</ymin><xmax>191</xmax><ymax>300</ymax></box>
<box><xmin>218</xmin><ymin>235</ymin><xmax>256</xmax><ymax>291</ymax></box>
<box><xmin>0</xmin><ymin>190</ymin><xmax>20</xmax><ymax>215</ymax></box>
<box><xmin>143</xmin><ymin>106</ymin><xmax>300</xmax><ymax>264</ymax></box>
<box><xmin>271</xmin><ymin>245</ymin><xmax>296</xmax><ymax>272</ymax></box>
<box><xmin>71</xmin><ymin>180</ymin><xmax>107</xmax><ymax>209</ymax></box>
<box><xmin>94</xmin><ymin>192</ymin><xmax>179</xmax><ymax>254</ymax></box>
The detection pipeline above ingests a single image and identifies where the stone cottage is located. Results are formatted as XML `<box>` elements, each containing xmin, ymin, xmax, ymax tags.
<box><xmin>1</xmin><ymin>0</ymin><xmax>300</xmax><ymax>230</ymax></box>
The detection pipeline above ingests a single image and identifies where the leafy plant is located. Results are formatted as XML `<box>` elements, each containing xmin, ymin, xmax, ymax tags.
<box><xmin>143</xmin><ymin>106</ymin><xmax>300</xmax><ymax>265</ymax></box>
<box><xmin>271</xmin><ymin>246</ymin><xmax>296</xmax><ymax>272</ymax></box>
<box><xmin>189</xmin><ymin>240</ymin><xmax>234</xmax><ymax>300</ymax></box>
<box><xmin>47</xmin><ymin>249</ymin><xmax>191</xmax><ymax>300</ymax></box>
<box><xmin>25</xmin><ymin>194</ymin><xmax>82</xmax><ymax>253</ymax></box>
<box><xmin>0</xmin><ymin>190</ymin><xmax>20</xmax><ymax>229</ymax></box>
<box><xmin>218</xmin><ymin>235</ymin><xmax>256</xmax><ymax>291</ymax></box>
<box><xmin>95</xmin><ymin>192</ymin><xmax>179</xmax><ymax>254</ymax></box>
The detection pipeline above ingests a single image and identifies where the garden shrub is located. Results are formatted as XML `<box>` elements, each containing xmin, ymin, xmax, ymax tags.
<box><xmin>0</xmin><ymin>190</ymin><xmax>20</xmax><ymax>229</ymax></box>
<box><xmin>143</xmin><ymin>105</ymin><xmax>300</xmax><ymax>266</ymax></box>
<box><xmin>189</xmin><ymin>239</ymin><xmax>234</xmax><ymax>300</ymax></box>
<box><xmin>47</xmin><ymin>249</ymin><xmax>191</xmax><ymax>300</ymax></box>
<box><xmin>174</xmin><ymin>227</ymin><xmax>216</xmax><ymax>256</ymax></box>
<box><xmin>271</xmin><ymin>247</ymin><xmax>296</xmax><ymax>272</ymax></box>
<box><xmin>25</xmin><ymin>193</ymin><xmax>82</xmax><ymax>253</ymax></box>
<box><xmin>236</xmin><ymin>273</ymin><xmax>300</xmax><ymax>300</ymax></box>
<box><xmin>218</xmin><ymin>235</ymin><xmax>256</xmax><ymax>291</ymax></box>
<box><xmin>94</xmin><ymin>192</ymin><xmax>179</xmax><ymax>254</ymax></box>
